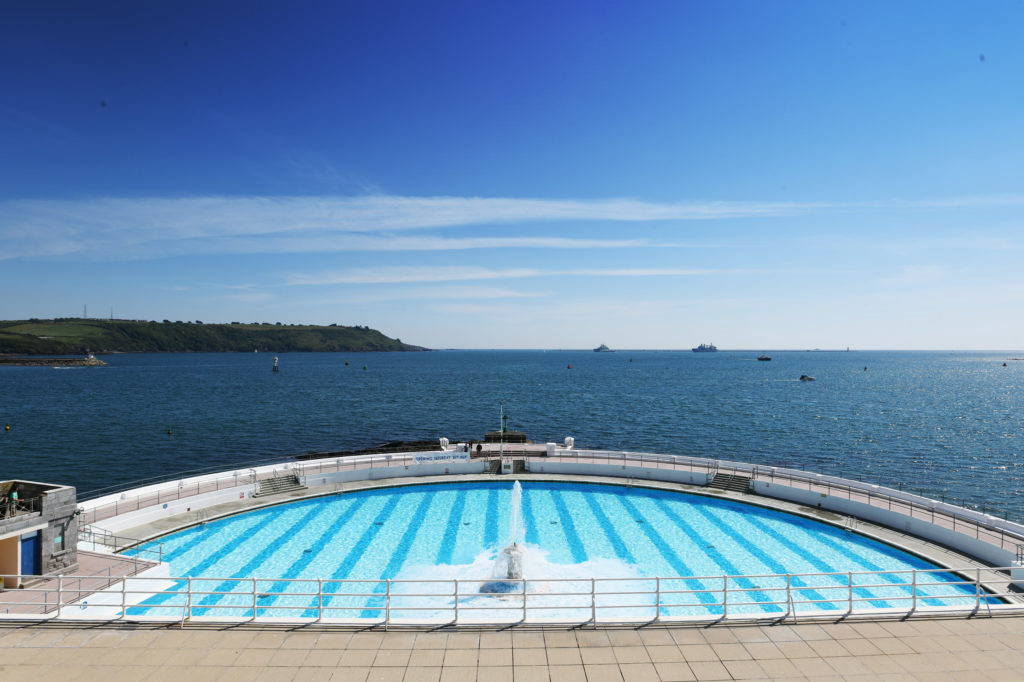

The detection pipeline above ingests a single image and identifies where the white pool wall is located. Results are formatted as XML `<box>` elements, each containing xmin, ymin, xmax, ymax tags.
<box><xmin>78</xmin><ymin>448</ymin><xmax>1024</xmax><ymax>586</ymax></box>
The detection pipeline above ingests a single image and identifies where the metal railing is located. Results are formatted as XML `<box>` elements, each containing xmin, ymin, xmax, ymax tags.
<box><xmin>0</xmin><ymin>496</ymin><xmax>41</xmax><ymax>520</ymax></box>
<box><xmin>0</xmin><ymin>566</ymin><xmax>1018</xmax><ymax>624</ymax></box>
<box><xmin>76</xmin><ymin>448</ymin><xmax>1024</xmax><ymax>557</ymax></box>
<box><xmin>79</xmin><ymin>527</ymin><xmax>165</xmax><ymax>565</ymax></box>
<box><xmin>78</xmin><ymin>454</ymin><xmax>422</xmax><ymax>526</ymax></box>
<box><xmin>753</xmin><ymin>464</ymin><xmax>1024</xmax><ymax>554</ymax></box>
<box><xmin>538</xmin><ymin>449</ymin><xmax>1024</xmax><ymax>555</ymax></box>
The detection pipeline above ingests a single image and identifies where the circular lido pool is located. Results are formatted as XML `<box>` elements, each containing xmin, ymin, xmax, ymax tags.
<box><xmin>125</xmin><ymin>480</ymin><xmax>992</xmax><ymax>622</ymax></box>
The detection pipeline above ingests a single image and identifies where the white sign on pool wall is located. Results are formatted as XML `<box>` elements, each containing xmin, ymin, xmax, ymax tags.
<box><xmin>413</xmin><ymin>452</ymin><xmax>471</xmax><ymax>464</ymax></box>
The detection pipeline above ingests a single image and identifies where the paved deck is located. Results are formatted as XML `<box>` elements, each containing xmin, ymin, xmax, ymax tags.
<box><xmin>1</xmin><ymin>551</ymin><xmax>156</xmax><ymax>616</ymax></box>
<box><xmin>1</xmin><ymin>615</ymin><xmax>1023</xmax><ymax>681</ymax></box>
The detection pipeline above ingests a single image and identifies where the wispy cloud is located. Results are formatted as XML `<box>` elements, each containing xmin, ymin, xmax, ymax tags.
<box><xmin>285</xmin><ymin>266</ymin><xmax>747</xmax><ymax>286</ymax></box>
<box><xmin>304</xmin><ymin>286</ymin><xmax>550</xmax><ymax>303</ymax></box>
<box><xmin>286</xmin><ymin>267</ymin><xmax>541</xmax><ymax>285</ymax></box>
<box><xmin>883</xmin><ymin>265</ymin><xmax>947</xmax><ymax>285</ymax></box>
<box><xmin>3</xmin><ymin>193</ymin><xmax>1023</xmax><ymax>261</ymax></box>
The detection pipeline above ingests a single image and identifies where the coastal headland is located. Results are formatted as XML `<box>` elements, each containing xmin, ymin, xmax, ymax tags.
<box><xmin>0</xmin><ymin>318</ymin><xmax>425</xmax><ymax>355</ymax></box>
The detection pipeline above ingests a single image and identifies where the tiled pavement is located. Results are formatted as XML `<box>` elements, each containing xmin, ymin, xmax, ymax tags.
<box><xmin>1</xmin><ymin>615</ymin><xmax>1023</xmax><ymax>681</ymax></box>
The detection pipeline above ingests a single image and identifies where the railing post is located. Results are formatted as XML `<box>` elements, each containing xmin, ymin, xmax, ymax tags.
<box><xmin>386</xmin><ymin>579</ymin><xmax>391</xmax><ymax>626</ymax></box>
<box><xmin>252</xmin><ymin>578</ymin><xmax>258</xmax><ymax>621</ymax></box>
<box><xmin>522</xmin><ymin>579</ymin><xmax>527</xmax><ymax>622</ymax></box>
<box><xmin>654</xmin><ymin>577</ymin><xmax>661</xmax><ymax>622</ymax></box>
<box><xmin>722</xmin><ymin>577</ymin><xmax>728</xmax><ymax>618</ymax></box>
<box><xmin>57</xmin><ymin>576</ymin><xmax>63</xmax><ymax>619</ymax></box>
<box><xmin>786</xmin><ymin>574</ymin><xmax>794</xmax><ymax>622</ymax></box>
<box><xmin>186</xmin><ymin>577</ymin><xmax>193</xmax><ymax>621</ymax></box>
<box><xmin>975</xmin><ymin>568</ymin><xmax>981</xmax><ymax>611</ymax></box>
<box><xmin>454</xmin><ymin>579</ymin><xmax>459</xmax><ymax>623</ymax></box>
<box><xmin>317</xmin><ymin>579</ymin><xmax>323</xmax><ymax>622</ymax></box>
<box><xmin>591</xmin><ymin>578</ymin><xmax>596</xmax><ymax>623</ymax></box>
<box><xmin>121</xmin><ymin>577</ymin><xmax>127</xmax><ymax>619</ymax></box>
<box><xmin>847</xmin><ymin>572</ymin><xmax>853</xmax><ymax>614</ymax></box>
<box><xmin>912</xmin><ymin>570</ymin><xmax>918</xmax><ymax>612</ymax></box>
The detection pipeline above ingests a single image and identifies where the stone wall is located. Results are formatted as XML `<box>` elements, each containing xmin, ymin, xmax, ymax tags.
<box><xmin>0</xmin><ymin>481</ymin><xmax>78</xmax><ymax>578</ymax></box>
<box><xmin>40</xmin><ymin>485</ymin><xmax>78</xmax><ymax>575</ymax></box>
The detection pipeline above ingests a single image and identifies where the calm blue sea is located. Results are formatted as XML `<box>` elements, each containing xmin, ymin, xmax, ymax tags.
<box><xmin>1</xmin><ymin>350</ymin><xmax>1021</xmax><ymax>518</ymax></box>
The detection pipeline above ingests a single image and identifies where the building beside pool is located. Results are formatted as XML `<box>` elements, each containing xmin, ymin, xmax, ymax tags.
<box><xmin>0</xmin><ymin>480</ymin><xmax>78</xmax><ymax>588</ymax></box>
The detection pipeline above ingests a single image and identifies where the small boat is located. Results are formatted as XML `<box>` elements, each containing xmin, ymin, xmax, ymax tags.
<box><xmin>593</xmin><ymin>344</ymin><xmax>614</xmax><ymax>353</ymax></box>
<box><xmin>692</xmin><ymin>343</ymin><xmax>718</xmax><ymax>353</ymax></box>
<box><xmin>799</xmin><ymin>374</ymin><xmax>815</xmax><ymax>381</ymax></box>
<box><xmin>757</xmin><ymin>354</ymin><xmax>771</xmax><ymax>361</ymax></box>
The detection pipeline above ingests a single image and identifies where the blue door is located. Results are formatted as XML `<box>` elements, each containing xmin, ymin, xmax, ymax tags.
<box><xmin>20</xmin><ymin>531</ymin><xmax>40</xmax><ymax>575</ymax></box>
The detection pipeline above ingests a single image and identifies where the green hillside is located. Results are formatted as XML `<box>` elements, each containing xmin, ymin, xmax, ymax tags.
<box><xmin>0</xmin><ymin>319</ymin><xmax>427</xmax><ymax>354</ymax></box>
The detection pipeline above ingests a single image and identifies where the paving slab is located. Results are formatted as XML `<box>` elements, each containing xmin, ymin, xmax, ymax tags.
<box><xmin>2</xmin><ymin>615</ymin><xmax>1019</xmax><ymax>680</ymax></box>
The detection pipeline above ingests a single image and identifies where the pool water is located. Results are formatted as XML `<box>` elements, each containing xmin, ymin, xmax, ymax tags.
<box><xmin>126</xmin><ymin>481</ymin><xmax>988</xmax><ymax>619</ymax></box>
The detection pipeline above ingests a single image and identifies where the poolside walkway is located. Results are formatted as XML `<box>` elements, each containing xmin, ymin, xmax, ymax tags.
<box><xmin>1</xmin><ymin>615</ymin><xmax>1022</xmax><ymax>681</ymax></box>
<box><xmin>1</xmin><ymin>551</ymin><xmax>157</xmax><ymax>616</ymax></box>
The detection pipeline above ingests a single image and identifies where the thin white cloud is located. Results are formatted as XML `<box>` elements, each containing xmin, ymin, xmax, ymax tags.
<box><xmin>310</xmin><ymin>286</ymin><xmax>550</xmax><ymax>303</ymax></box>
<box><xmin>883</xmin><ymin>265</ymin><xmax>947</xmax><ymax>285</ymax></box>
<box><xmin>96</xmin><ymin>234</ymin><xmax>684</xmax><ymax>259</ymax></box>
<box><xmin>285</xmin><ymin>266</ymin><xmax>747</xmax><ymax>286</ymax></box>
<box><xmin>3</xmin><ymin>193</ymin><xmax>1024</xmax><ymax>261</ymax></box>
<box><xmin>286</xmin><ymin>267</ymin><xmax>542</xmax><ymax>285</ymax></box>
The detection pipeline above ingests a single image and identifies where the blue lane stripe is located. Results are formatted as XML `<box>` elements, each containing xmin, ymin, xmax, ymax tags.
<box><xmin>157</xmin><ymin>513</ymin><xmax>263</xmax><ymax>563</ymax></box>
<box><xmin>191</xmin><ymin>503</ymin><xmax>326</xmax><ymax>613</ymax></box>
<box><xmin>550</xmin><ymin>489</ymin><xmax>587</xmax><ymax>564</ymax></box>
<box><xmin>328</xmin><ymin>495</ymin><xmax>402</xmax><ymax>581</ymax></box>
<box><xmin>522</xmin><ymin>487</ymin><xmax>540</xmax><ymax>546</ymax></box>
<box><xmin>245</xmin><ymin>496</ymin><xmax>371</xmax><ymax>614</ymax></box>
<box><xmin>654</xmin><ymin>500</ymin><xmax>786</xmax><ymax>613</ymax></box>
<box><xmin>134</xmin><ymin>504</ymin><xmax>311</xmax><ymax>610</ymax></box>
<box><xmin>614</xmin><ymin>496</ymin><xmax>719</xmax><ymax>610</ymax></box>
<box><xmin>176</xmin><ymin>508</ymin><xmax>290</xmax><ymax>576</ymax></box>
<box><xmin>483</xmin><ymin>488</ymin><xmax>498</xmax><ymax>548</ymax></box>
<box><xmin>314</xmin><ymin>493</ymin><xmax>405</xmax><ymax>617</ymax></box>
<box><xmin>257</xmin><ymin>492</ymin><xmax>396</xmax><ymax>618</ymax></box>
<box><xmin>737</xmin><ymin>514</ymin><xmax>899</xmax><ymax>608</ymax></box>
<box><xmin>356</xmin><ymin>491</ymin><xmax>436</xmax><ymax>618</ymax></box>
<box><xmin>682</xmin><ymin>503</ymin><xmax>832</xmax><ymax>610</ymax></box>
<box><xmin>435</xmin><ymin>489</ymin><xmax>467</xmax><ymax>565</ymax></box>
<box><xmin>784</xmin><ymin>521</ymin><xmax>974</xmax><ymax>607</ymax></box>
<box><xmin>583</xmin><ymin>492</ymin><xmax>636</xmax><ymax>564</ymax></box>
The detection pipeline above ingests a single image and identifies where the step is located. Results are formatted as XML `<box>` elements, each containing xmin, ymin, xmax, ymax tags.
<box><xmin>708</xmin><ymin>473</ymin><xmax>751</xmax><ymax>493</ymax></box>
<box><xmin>254</xmin><ymin>474</ymin><xmax>308</xmax><ymax>497</ymax></box>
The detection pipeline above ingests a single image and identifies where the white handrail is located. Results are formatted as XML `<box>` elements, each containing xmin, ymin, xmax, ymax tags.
<box><xmin>0</xmin><ymin>565</ymin><xmax>1019</xmax><ymax>624</ymax></box>
<box><xmin>76</xmin><ymin>448</ymin><xmax>1024</xmax><ymax>557</ymax></box>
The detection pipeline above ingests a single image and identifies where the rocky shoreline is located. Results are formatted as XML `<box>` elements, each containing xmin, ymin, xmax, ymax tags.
<box><xmin>0</xmin><ymin>356</ymin><xmax>108</xmax><ymax>367</ymax></box>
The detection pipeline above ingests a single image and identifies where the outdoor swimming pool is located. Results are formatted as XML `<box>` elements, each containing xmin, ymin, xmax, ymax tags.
<box><xmin>125</xmin><ymin>481</ymin><xmax>989</xmax><ymax>620</ymax></box>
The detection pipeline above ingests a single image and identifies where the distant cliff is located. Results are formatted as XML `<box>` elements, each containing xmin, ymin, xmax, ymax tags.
<box><xmin>0</xmin><ymin>319</ymin><xmax>427</xmax><ymax>354</ymax></box>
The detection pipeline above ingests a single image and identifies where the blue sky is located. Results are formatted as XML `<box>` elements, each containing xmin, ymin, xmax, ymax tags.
<box><xmin>2</xmin><ymin>1</ymin><xmax>1023</xmax><ymax>349</ymax></box>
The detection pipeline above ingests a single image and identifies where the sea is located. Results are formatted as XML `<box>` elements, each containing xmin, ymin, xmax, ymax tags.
<box><xmin>1</xmin><ymin>350</ymin><xmax>1021</xmax><ymax>521</ymax></box>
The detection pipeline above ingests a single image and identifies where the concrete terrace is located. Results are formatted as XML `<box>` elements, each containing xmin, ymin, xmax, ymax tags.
<box><xmin>2</xmin><ymin>615</ymin><xmax>1024</xmax><ymax>681</ymax></box>
<box><xmin>7</xmin><ymin>446</ymin><xmax>1018</xmax><ymax>680</ymax></box>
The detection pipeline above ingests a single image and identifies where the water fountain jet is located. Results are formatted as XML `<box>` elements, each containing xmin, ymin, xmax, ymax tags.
<box><xmin>479</xmin><ymin>481</ymin><xmax>525</xmax><ymax>594</ymax></box>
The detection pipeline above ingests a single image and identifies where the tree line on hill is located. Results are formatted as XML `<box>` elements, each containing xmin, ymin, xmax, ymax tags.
<box><xmin>0</xmin><ymin>319</ymin><xmax>426</xmax><ymax>355</ymax></box>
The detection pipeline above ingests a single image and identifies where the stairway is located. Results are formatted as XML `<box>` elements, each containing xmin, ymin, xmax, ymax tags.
<box><xmin>254</xmin><ymin>473</ymin><xmax>307</xmax><ymax>497</ymax></box>
<box><xmin>708</xmin><ymin>472</ymin><xmax>751</xmax><ymax>493</ymax></box>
